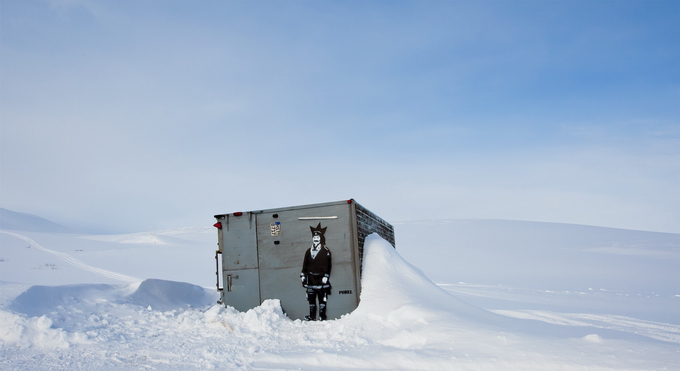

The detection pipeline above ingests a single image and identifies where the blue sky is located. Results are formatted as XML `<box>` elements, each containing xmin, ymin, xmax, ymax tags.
<box><xmin>1</xmin><ymin>0</ymin><xmax>678</xmax><ymax>234</ymax></box>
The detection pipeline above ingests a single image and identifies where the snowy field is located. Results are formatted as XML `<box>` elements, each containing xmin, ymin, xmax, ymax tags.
<box><xmin>1</xmin><ymin>211</ymin><xmax>679</xmax><ymax>370</ymax></box>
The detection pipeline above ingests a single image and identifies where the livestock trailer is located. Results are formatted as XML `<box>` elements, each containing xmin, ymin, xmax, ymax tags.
<box><xmin>213</xmin><ymin>199</ymin><xmax>395</xmax><ymax>320</ymax></box>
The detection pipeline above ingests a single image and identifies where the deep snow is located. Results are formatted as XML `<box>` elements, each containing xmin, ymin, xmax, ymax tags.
<box><xmin>0</xmin><ymin>216</ymin><xmax>679</xmax><ymax>370</ymax></box>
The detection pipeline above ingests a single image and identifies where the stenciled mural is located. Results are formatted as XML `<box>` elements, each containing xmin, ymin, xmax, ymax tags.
<box><xmin>300</xmin><ymin>223</ymin><xmax>332</xmax><ymax>321</ymax></box>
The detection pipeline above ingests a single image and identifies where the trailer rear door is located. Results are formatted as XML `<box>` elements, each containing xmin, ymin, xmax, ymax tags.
<box><xmin>220</xmin><ymin>213</ymin><xmax>260</xmax><ymax>311</ymax></box>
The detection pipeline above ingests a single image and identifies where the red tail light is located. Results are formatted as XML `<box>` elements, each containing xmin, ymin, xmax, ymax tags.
<box><xmin>233</xmin><ymin>212</ymin><xmax>243</xmax><ymax>216</ymax></box>
<box><xmin>213</xmin><ymin>222</ymin><xmax>222</xmax><ymax>229</ymax></box>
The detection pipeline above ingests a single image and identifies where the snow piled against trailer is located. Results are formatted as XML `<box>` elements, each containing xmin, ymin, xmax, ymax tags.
<box><xmin>1</xmin><ymin>224</ymin><xmax>679</xmax><ymax>369</ymax></box>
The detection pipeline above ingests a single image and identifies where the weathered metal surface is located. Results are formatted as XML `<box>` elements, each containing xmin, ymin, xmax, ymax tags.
<box><xmin>214</xmin><ymin>199</ymin><xmax>394</xmax><ymax>320</ymax></box>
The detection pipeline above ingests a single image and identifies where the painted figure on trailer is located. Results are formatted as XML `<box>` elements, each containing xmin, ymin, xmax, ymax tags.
<box><xmin>300</xmin><ymin>222</ymin><xmax>332</xmax><ymax>321</ymax></box>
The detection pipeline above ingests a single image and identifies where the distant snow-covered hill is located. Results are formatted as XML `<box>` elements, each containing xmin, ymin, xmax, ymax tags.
<box><xmin>394</xmin><ymin>219</ymin><xmax>680</xmax><ymax>323</ymax></box>
<box><xmin>0</xmin><ymin>208</ymin><xmax>75</xmax><ymax>233</ymax></box>
<box><xmin>395</xmin><ymin>219</ymin><xmax>680</xmax><ymax>291</ymax></box>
